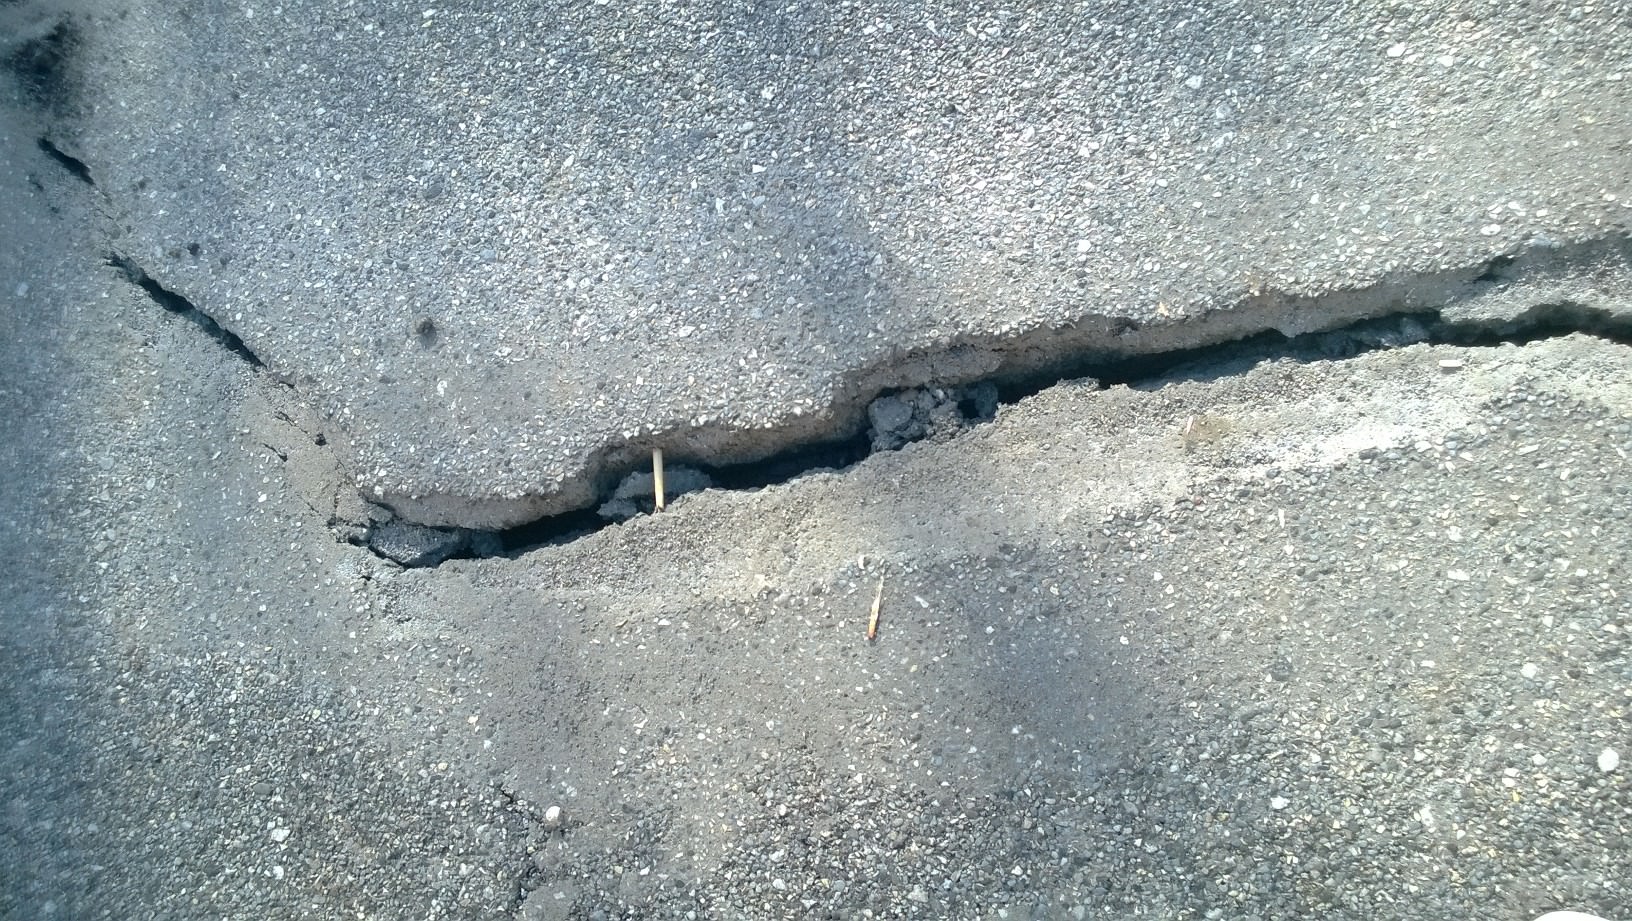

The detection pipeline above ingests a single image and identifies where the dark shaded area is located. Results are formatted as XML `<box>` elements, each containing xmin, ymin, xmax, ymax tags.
<box><xmin>106</xmin><ymin>253</ymin><xmax>265</xmax><ymax>368</ymax></box>
<box><xmin>1474</xmin><ymin>253</ymin><xmax>1516</xmax><ymax>284</ymax></box>
<box><xmin>707</xmin><ymin>432</ymin><xmax>871</xmax><ymax>492</ymax></box>
<box><xmin>36</xmin><ymin>136</ymin><xmax>93</xmax><ymax>185</ymax></box>
<box><xmin>992</xmin><ymin>312</ymin><xmax>1442</xmax><ymax>404</ymax></box>
<box><xmin>5</xmin><ymin>20</ymin><xmax>77</xmax><ymax>115</ymax></box>
<box><xmin>1436</xmin><ymin>299</ymin><xmax>1632</xmax><ymax>347</ymax></box>
<box><xmin>995</xmin><ymin>304</ymin><xmax>1632</xmax><ymax>407</ymax></box>
<box><xmin>485</xmin><ymin>506</ymin><xmax>611</xmax><ymax>556</ymax></box>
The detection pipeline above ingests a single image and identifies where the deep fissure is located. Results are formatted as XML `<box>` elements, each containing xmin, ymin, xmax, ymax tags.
<box><xmin>81</xmin><ymin>169</ymin><xmax>1629</xmax><ymax>569</ymax></box>
<box><xmin>18</xmin><ymin>16</ymin><xmax>1632</xmax><ymax>572</ymax></box>
<box><xmin>366</xmin><ymin>305</ymin><xmax>1631</xmax><ymax>568</ymax></box>
<box><xmin>36</xmin><ymin>137</ymin><xmax>93</xmax><ymax>186</ymax></box>
<box><xmin>107</xmin><ymin>253</ymin><xmax>264</xmax><ymax>368</ymax></box>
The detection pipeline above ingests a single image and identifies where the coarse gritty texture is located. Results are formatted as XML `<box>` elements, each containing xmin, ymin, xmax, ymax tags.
<box><xmin>0</xmin><ymin>109</ymin><xmax>542</xmax><ymax>920</ymax></box>
<box><xmin>36</xmin><ymin>0</ymin><xmax>1632</xmax><ymax>526</ymax></box>
<box><xmin>5</xmin><ymin>6</ymin><xmax>1632</xmax><ymax>921</ymax></box>
<box><xmin>5</xmin><ymin>92</ymin><xmax>1630</xmax><ymax>914</ymax></box>
<box><xmin>432</xmin><ymin>333</ymin><xmax>1632</xmax><ymax>920</ymax></box>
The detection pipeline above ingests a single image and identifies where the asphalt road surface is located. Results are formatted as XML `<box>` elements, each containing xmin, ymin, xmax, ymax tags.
<box><xmin>2</xmin><ymin>2</ymin><xmax>1629</xmax><ymax>919</ymax></box>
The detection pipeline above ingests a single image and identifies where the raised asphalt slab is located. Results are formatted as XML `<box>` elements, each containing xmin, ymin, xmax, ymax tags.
<box><xmin>32</xmin><ymin>0</ymin><xmax>1632</xmax><ymax>527</ymax></box>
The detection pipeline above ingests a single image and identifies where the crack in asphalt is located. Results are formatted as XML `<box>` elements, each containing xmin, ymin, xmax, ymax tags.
<box><xmin>35</xmin><ymin>137</ymin><xmax>93</xmax><ymax>186</ymax></box>
<box><xmin>106</xmin><ymin>252</ymin><xmax>265</xmax><ymax>369</ymax></box>
<box><xmin>37</xmin><ymin>130</ymin><xmax>1632</xmax><ymax>570</ymax></box>
<box><xmin>370</xmin><ymin>304</ymin><xmax>1632</xmax><ymax>568</ymax></box>
<box><xmin>106</xmin><ymin>226</ymin><xmax>1632</xmax><ymax>569</ymax></box>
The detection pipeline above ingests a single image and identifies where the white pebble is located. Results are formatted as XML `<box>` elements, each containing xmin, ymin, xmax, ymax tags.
<box><xmin>1270</xmin><ymin>796</ymin><xmax>1289</xmax><ymax>810</ymax></box>
<box><xmin>269</xmin><ymin>827</ymin><xmax>290</xmax><ymax>843</ymax></box>
<box><xmin>1599</xmin><ymin>748</ymin><xmax>1620</xmax><ymax>772</ymax></box>
<box><xmin>1520</xmin><ymin>663</ymin><xmax>1539</xmax><ymax>679</ymax></box>
<box><xmin>543</xmin><ymin>804</ymin><xmax>565</xmax><ymax>830</ymax></box>
<box><xmin>1386</xmin><ymin>42</ymin><xmax>1407</xmax><ymax>58</ymax></box>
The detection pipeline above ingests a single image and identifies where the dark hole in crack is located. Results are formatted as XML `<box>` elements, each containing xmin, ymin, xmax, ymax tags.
<box><xmin>990</xmin><ymin>312</ymin><xmax>1443</xmax><ymax>406</ymax></box>
<box><xmin>107</xmin><ymin>253</ymin><xmax>264</xmax><ymax>368</ymax></box>
<box><xmin>36</xmin><ymin>137</ymin><xmax>93</xmax><ymax>185</ymax></box>
<box><xmin>484</xmin><ymin>507</ymin><xmax>611</xmax><ymax>556</ymax></box>
<box><xmin>706</xmin><ymin>432</ymin><xmax>871</xmax><ymax>491</ymax></box>
<box><xmin>375</xmin><ymin>304</ymin><xmax>1632</xmax><ymax>568</ymax></box>
<box><xmin>1474</xmin><ymin>254</ymin><xmax>1516</xmax><ymax>284</ymax></box>
<box><xmin>415</xmin><ymin>436</ymin><xmax>873</xmax><ymax>561</ymax></box>
<box><xmin>1436</xmin><ymin>300</ymin><xmax>1632</xmax><ymax>346</ymax></box>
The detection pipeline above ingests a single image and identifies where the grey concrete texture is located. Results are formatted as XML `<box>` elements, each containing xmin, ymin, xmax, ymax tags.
<box><xmin>6</xmin><ymin>104</ymin><xmax>1631</xmax><ymax>911</ymax></box>
<box><xmin>38</xmin><ymin>0</ymin><xmax>1632</xmax><ymax>527</ymax></box>
<box><xmin>0</xmin><ymin>168</ymin><xmax>537</xmax><ymax>921</ymax></box>
<box><xmin>6</xmin><ymin>4</ymin><xmax>1632</xmax><ymax>919</ymax></box>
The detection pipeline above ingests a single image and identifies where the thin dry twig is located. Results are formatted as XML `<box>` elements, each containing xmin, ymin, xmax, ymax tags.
<box><xmin>652</xmin><ymin>448</ymin><xmax>666</xmax><ymax>512</ymax></box>
<box><xmin>867</xmin><ymin>576</ymin><xmax>884</xmax><ymax>641</ymax></box>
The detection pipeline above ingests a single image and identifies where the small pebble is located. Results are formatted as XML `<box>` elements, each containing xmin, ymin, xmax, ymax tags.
<box><xmin>543</xmin><ymin>805</ymin><xmax>565</xmax><ymax>831</ymax></box>
<box><xmin>1599</xmin><ymin>748</ymin><xmax>1620</xmax><ymax>773</ymax></box>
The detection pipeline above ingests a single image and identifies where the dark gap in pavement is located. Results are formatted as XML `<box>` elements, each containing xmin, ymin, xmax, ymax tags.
<box><xmin>107</xmin><ymin>253</ymin><xmax>265</xmax><ymax>368</ymax></box>
<box><xmin>36</xmin><ymin>137</ymin><xmax>93</xmax><ymax>185</ymax></box>
<box><xmin>703</xmin><ymin>434</ymin><xmax>873</xmax><ymax>493</ymax></box>
<box><xmin>376</xmin><ymin>305</ymin><xmax>1630</xmax><ymax>568</ymax></box>
<box><xmin>93</xmin><ymin>198</ymin><xmax>1623</xmax><ymax>569</ymax></box>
